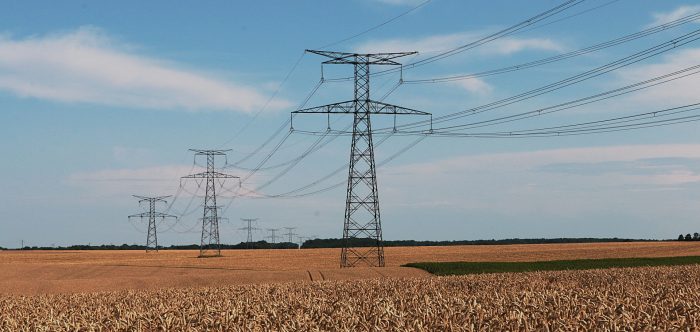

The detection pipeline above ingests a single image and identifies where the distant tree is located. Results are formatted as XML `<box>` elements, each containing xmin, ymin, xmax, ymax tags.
<box><xmin>679</xmin><ymin>234</ymin><xmax>686</xmax><ymax>241</ymax></box>
<box><xmin>694</xmin><ymin>233</ymin><xmax>700</xmax><ymax>241</ymax></box>
<box><xmin>686</xmin><ymin>234</ymin><xmax>693</xmax><ymax>241</ymax></box>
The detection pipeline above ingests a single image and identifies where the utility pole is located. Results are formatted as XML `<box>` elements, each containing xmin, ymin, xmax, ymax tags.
<box><xmin>128</xmin><ymin>195</ymin><xmax>177</xmax><ymax>252</ymax></box>
<box><xmin>182</xmin><ymin>149</ymin><xmax>240</xmax><ymax>257</ymax></box>
<box><xmin>292</xmin><ymin>50</ymin><xmax>431</xmax><ymax>267</ymax></box>
<box><xmin>283</xmin><ymin>227</ymin><xmax>297</xmax><ymax>243</ymax></box>
<box><xmin>266</xmin><ymin>228</ymin><xmax>280</xmax><ymax>244</ymax></box>
<box><xmin>239</xmin><ymin>218</ymin><xmax>259</xmax><ymax>249</ymax></box>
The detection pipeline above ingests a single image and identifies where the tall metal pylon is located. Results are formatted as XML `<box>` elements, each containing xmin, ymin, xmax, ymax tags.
<box><xmin>292</xmin><ymin>50</ymin><xmax>431</xmax><ymax>267</ymax></box>
<box><xmin>266</xmin><ymin>228</ymin><xmax>280</xmax><ymax>244</ymax></box>
<box><xmin>283</xmin><ymin>227</ymin><xmax>297</xmax><ymax>243</ymax></box>
<box><xmin>239</xmin><ymin>218</ymin><xmax>259</xmax><ymax>249</ymax></box>
<box><xmin>182</xmin><ymin>149</ymin><xmax>239</xmax><ymax>257</ymax></box>
<box><xmin>128</xmin><ymin>195</ymin><xmax>176</xmax><ymax>252</ymax></box>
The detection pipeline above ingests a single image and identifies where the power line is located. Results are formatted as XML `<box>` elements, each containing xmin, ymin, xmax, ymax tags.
<box><xmin>403</xmin><ymin>10</ymin><xmax>700</xmax><ymax>85</ymax></box>
<box><xmin>380</xmin><ymin>28</ymin><xmax>700</xmax><ymax>133</ymax></box>
<box><xmin>370</xmin><ymin>0</ymin><xmax>587</xmax><ymax>78</ymax></box>
<box><xmin>317</xmin><ymin>0</ymin><xmax>432</xmax><ymax>49</ymax></box>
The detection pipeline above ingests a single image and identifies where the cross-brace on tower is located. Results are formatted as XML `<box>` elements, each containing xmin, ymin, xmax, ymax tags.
<box><xmin>128</xmin><ymin>195</ymin><xmax>176</xmax><ymax>252</ymax></box>
<box><xmin>239</xmin><ymin>218</ymin><xmax>259</xmax><ymax>249</ymax></box>
<box><xmin>293</xmin><ymin>50</ymin><xmax>431</xmax><ymax>267</ymax></box>
<box><xmin>182</xmin><ymin>149</ymin><xmax>239</xmax><ymax>257</ymax></box>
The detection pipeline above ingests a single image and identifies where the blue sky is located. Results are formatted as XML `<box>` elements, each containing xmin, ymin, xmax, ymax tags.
<box><xmin>1</xmin><ymin>0</ymin><xmax>700</xmax><ymax>248</ymax></box>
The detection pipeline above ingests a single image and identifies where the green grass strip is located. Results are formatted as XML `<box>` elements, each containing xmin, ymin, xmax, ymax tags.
<box><xmin>403</xmin><ymin>256</ymin><xmax>700</xmax><ymax>276</ymax></box>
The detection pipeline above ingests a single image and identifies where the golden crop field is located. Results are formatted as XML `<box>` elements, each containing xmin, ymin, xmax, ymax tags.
<box><xmin>3</xmin><ymin>264</ymin><xmax>700</xmax><ymax>331</ymax></box>
<box><xmin>2</xmin><ymin>241</ymin><xmax>700</xmax><ymax>295</ymax></box>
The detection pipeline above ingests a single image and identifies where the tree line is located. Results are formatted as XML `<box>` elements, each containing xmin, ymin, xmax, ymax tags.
<box><xmin>678</xmin><ymin>233</ymin><xmax>700</xmax><ymax>241</ymax></box>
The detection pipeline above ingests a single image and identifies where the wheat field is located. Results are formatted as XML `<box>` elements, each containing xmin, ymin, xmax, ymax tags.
<box><xmin>3</xmin><ymin>241</ymin><xmax>700</xmax><ymax>295</ymax></box>
<box><xmin>2</xmin><ymin>265</ymin><xmax>700</xmax><ymax>331</ymax></box>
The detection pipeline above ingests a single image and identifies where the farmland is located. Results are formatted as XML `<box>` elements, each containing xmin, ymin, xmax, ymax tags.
<box><xmin>2</xmin><ymin>241</ymin><xmax>700</xmax><ymax>295</ymax></box>
<box><xmin>3</xmin><ymin>264</ymin><xmax>700</xmax><ymax>330</ymax></box>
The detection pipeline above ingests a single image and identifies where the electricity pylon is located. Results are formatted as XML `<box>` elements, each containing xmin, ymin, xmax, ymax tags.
<box><xmin>293</xmin><ymin>50</ymin><xmax>431</xmax><ymax>267</ymax></box>
<box><xmin>239</xmin><ymin>218</ymin><xmax>259</xmax><ymax>249</ymax></box>
<box><xmin>266</xmin><ymin>228</ymin><xmax>280</xmax><ymax>244</ymax></box>
<box><xmin>128</xmin><ymin>195</ymin><xmax>176</xmax><ymax>252</ymax></box>
<box><xmin>283</xmin><ymin>227</ymin><xmax>297</xmax><ymax>243</ymax></box>
<box><xmin>182</xmin><ymin>149</ymin><xmax>240</xmax><ymax>257</ymax></box>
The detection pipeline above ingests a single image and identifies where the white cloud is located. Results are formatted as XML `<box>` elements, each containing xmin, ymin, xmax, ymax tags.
<box><xmin>448</xmin><ymin>77</ymin><xmax>493</xmax><ymax>95</ymax></box>
<box><xmin>648</xmin><ymin>5</ymin><xmax>700</xmax><ymax>28</ymax></box>
<box><xmin>613</xmin><ymin>48</ymin><xmax>700</xmax><ymax>107</ymax></box>
<box><xmin>0</xmin><ymin>27</ymin><xmax>292</xmax><ymax>112</ymax></box>
<box><xmin>356</xmin><ymin>31</ymin><xmax>564</xmax><ymax>55</ymax></box>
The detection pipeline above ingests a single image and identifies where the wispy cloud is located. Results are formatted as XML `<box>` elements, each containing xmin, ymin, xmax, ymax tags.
<box><xmin>0</xmin><ymin>27</ymin><xmax>292</xmax><ymax>112</ymax></box>
<box><xmin>647</xmin><ymin>5</ymin><xmax>700</xmax><ymax>28</ymax></box>
<box><xmin>612</xmin><ymin>48</ymin><xmax>700</xmax><ymax>107</ymax></box>
<box><xmin>448</xmin><ymin>77</ymin><xmax>493</xmax><ymax>95</ymax></box>
<box><xmin>379</xmin><ymin>144</ymin><xmax>700</xmax><ymax>221</ymax></box>
<box><xmin>67</xmin><ymin>164</ymin><xmax>256</xmax><ymax>199</ymax></box>
<box><xmin>356</xmin><ymin>31</ymin><xmax>565</xmax><ymax>55</ymax></box>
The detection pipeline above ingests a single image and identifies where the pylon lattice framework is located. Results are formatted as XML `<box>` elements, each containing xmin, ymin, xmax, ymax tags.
<box><xmin>239</xmin><ymin>218</ymin><xmax>259</xmax><ymax>249</ymax></box>
<box><xmin>266</xmin><ymin>228</ymin><xmax>280</xmax><ymax>244</ymax></box>
<box><xmin>128</xmin><ymin>195</ymin><xmax>176</xmax><ymax>252</ymax></box>
<box><xmin>283</xmin><ymin>227</ymin><xmax>297</xmax><ymax>243</ymax></box>
<box><xmin>293</xmin><ymin>50</ymin><xmax>431</xmax><ymax>267</ymax></box>
<box><xmin>182</xmin><ymin>149</ymin><xmax>239</xmax><ymax>257</ymax></box>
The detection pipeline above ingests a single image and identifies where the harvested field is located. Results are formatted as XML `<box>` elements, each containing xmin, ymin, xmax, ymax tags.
<box><xmin>3</xmin><ymin>265</ymin><xmax>700</xmax><ymax>331</ymax></box>
<box><xmin>2</xmin><ymin>241</ymin><xmax>700</xmax><ymax>295</ymax></box>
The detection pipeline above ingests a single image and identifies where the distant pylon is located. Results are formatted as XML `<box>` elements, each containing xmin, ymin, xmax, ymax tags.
<box><xmin>283</xmin><ymin>227</ymin><xmax>297</xmax><ymax>243</ymax></box>
<box><xmin>266</xmin><ymin>228</ymin><xmax>280</xmax><ymax>244</ymax></box>
<box><xmin>128</xmin><ymin>195</ymin><xmax>177</xmax><ymax>252</ymax></box>
<box><xmin>239</xmin><ymin>218</ymin><xmax>259</xmax><ymax>249</ymax></box>
<box><xmin>293</xmin><ymin>50</ymin><xmax>431</xmax><ymax>267</ymax></box>
<box><xmin>182</xmin><ymin>149</ymin><xmax>240</xmax><ymax>257</ymax></box>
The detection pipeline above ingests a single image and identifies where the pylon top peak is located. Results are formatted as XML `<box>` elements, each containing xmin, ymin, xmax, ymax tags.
<box><xmin>306</xmin><ymin>49</ymin><xmax>417</xmax><ymax>65</ymax></box>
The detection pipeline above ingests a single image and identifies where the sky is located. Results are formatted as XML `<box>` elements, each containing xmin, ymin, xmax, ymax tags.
<box><xmin>1</xmin><ymin>0</ymin><xmax>700</xmax><ymax>248</ymax></box>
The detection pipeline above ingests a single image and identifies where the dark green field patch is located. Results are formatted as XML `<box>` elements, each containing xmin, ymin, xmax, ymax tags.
<box><xmin>403</xmin><ymin>256</ymin><xmax>700</xmax><ymax>276</ymax></box>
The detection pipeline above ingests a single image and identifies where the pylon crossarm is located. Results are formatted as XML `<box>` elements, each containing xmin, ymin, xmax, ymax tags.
<box><xmin>369</xmin><ymin>100</ymin><xmax>430</xmax><ymax>115</ymax></box>
<box><xmin>294</xmin><ymin>101</ymin><xmax>355</xmax><ymax>114</ymax></box>
<box><xmin>295</xmin><ymin>100</ymin><xmax>430</xmax><ymax>116</ymax></box>
<box><xmin>132</xmin><ymin>195</ymin><xmax>170</xmax><ymax>203</ymax></box>
<box><xmin>189</xmin><ymin>149</ymin><xmax>231</xmax><ymax>155</ymax></box>
<box><xmin>306</xmin><ymin>50</ymin><xmax>417</xmax><ymax>65</ymax></box>
<box><xmin>182</xmin><ymin>172</ymin><xmax>240</xmax><ymax>179</ymax></box>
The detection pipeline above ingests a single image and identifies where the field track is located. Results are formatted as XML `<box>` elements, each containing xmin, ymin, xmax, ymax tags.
<box><xmin>2</xmin><ymin>241</ymin><xmax>699</xmax><ymax>295</ymax></box>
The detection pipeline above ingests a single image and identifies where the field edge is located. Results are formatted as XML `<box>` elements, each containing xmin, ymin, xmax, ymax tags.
<box><xmin>403</xmin><ymin>255</ymin><xmax>700</xmax><ymax>276</ymax></box>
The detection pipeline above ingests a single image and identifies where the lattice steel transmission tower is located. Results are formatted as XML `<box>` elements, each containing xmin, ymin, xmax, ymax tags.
<box><xmin>128</xmin><ymin>195</ymin><xmax>176</xmax><ymax>252</ymax></box>
<box><xmin>283</xmin><ymin>227</ymin><xmax>297</xmax><ymax>243</ymax></box>
<box><xmin>293</xmin><ymin>50</ymin><xmax>431</xmax><ymax>267</ymax></box>
<box><xmin>239</xmin><ymin>218</ymin><xmax>259</xmax><ymax>249</ymax></box>
<box><xmin>266</xmin><ymin>228</ymin><xmax>280</xmax><ymax>244</ymax></box>
<box><xmin>182</xmin><ymin>149</ymin><xmax>239</xmax><ymax>257</ymax></box>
